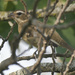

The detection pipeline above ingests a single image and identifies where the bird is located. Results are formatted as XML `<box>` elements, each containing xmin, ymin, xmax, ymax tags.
<box><xmin>8</xmin><ymin>10</ymin><xmax>74</xmax><ymax>52</ymax></box>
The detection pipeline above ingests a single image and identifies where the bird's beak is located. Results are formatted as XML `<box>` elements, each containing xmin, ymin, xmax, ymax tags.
<box><xmin>8</xmin><ymin>12</ymin><xmax>14</xmax><ymax>18</ymax></box>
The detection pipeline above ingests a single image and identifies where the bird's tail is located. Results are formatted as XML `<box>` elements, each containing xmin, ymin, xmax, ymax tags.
<box><xmin>49</xmin><ymin>29</ymin><xmax>74</xmax><ymax>52</ymax></box>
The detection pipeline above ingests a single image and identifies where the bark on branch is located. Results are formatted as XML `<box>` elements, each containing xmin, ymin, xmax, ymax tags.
<box><xmin>8</xmin><ymin>60</ymin><xmax>75</xmax><ymax>75</ymax></box>
<box><xmin>0</xmin><ymin>3</ymin><xmax>75</xmax><ymax>21</ymax></box>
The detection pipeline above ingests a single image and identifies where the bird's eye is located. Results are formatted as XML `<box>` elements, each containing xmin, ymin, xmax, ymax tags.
<box><xmin>17</xmin><ymin>12</ymin><xmax>22</xmax><ymax>15</ymax></box>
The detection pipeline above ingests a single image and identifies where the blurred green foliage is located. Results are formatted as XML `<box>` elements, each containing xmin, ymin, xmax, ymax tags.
<box><xmin>0</xmin><ymin>0</ymin><xmax>75</xmax><ymax>54</ymax></box>
<box><xmin>56</xmin><ymin>12</ymin><xmax>75</xmax><ymax>53</ymax></box>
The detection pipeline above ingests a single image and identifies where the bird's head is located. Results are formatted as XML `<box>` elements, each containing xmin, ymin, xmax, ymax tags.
<box><xmin>8</xmin><ymin>10</ymin><xmax>29</xmax><ymax>24</ymax></box>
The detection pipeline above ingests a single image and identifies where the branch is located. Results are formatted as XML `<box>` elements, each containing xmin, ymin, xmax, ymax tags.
<box><xmin>32</xmin><ymin>0</ymin><xmax>41</xmax><ymax>17</ymax></box>
<box><xmin>64</xmin><ymin>51</ymin><xmax>75</xmax><ymax>75</ymax></box>
<box><xmin>0</xmin><ymin>3</ymin><xmax>75</xmax><ymax>20</ymax></box>
<box><xmin>0</xmin><ymin>22</ymin><xmax>15</xmax><ymax>51</ymax></box>
<box><xmin>32</xmin><ymin>19</ymin><xmax>75</xmax><ymax>29</ymax></box>
<box><xmin>8</xmin><ymin>60</ymin><xmax>75</xmax><ymax>75</ymax></box>
<box><xmin>20</xmin><ymin>0</ymin><xmax>28</xmax><ymax>15</ymax></box>
<box><xmin>0</xmin><ymin>52</ymin><xmax>71</xmax><ymax>73</ymax></box>
<box><xmin>31</xmin><ymin>41</ymin><xmax>47</xmax><ymax>73</ymax></box>
<box><xmin>54</xmin><ymin>0</ymin><xmax>71</xmax><ymax>25</ymax></box>
<box><xmin>17</xmin><ymin>53</ymin><xmax>71</xmax><ymax>61</ymax></box>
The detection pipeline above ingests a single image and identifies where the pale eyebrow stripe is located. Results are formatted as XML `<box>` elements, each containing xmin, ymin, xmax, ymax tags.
<box><xmin>16</xmin><ymin>11</ymin><xmax>24</xmax><ymax>14</ymax></box>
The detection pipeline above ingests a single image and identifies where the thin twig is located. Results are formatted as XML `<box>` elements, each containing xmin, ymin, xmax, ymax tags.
<box><xmin>40</xmin><ymin>20</ymin><xmax>75</xmax><ymax>29</ymax></box>
<box><xmin>34</xmin><ymin>27</ymin><xmax>47</xmax><ymax>40</ymax></box>
<box><xmin>37</xmin><ymin>37</ymin><xmax>42</xmax><ymax>75</ymax></box>
<box><xmin>0</xmin><ymin>35</ymin><xmax>4</xmax><ymax>40</ymax></box>
<box><xmin>47</xmin><ymin>0</ymin><xmax>59</xmax><ymax>16</ymax></box>
<box><xmin>0</xmin><ymin>22</ymin><xmax>16</xmax><ymax>51</ymax></box>
<box><xmin>31</xmin><ymin>41</ymin><xmax>47</xmax><ymax>73</ymax></box>
<box><xmin>51</xmin><ymin>46</ymin><xmax>56</xmax><ymax>75</ymax></box>
<box><xmin>43</xmin><ymin>0</ymin><xmax>51</xmax><ymax>24</ymax></box>
<box><xmin>55</xmin><ymin>0</ymin><xmax>71</xmax><ymax>25</ymax></box>
<box><xmin>17</xmin><ymin>46</ymin><xmax>32</xmax><ymax>57</ymax></box>
<box><xmin>32</xmin><ymin>19</ymin><xmax>75</xmax><ymax>29</ymax></box>
<box><xmin>64</xmin><ymin>51</ymin><xmax>75</xmax><ymax>75</ymax></box>
<box><xmin>20</xmin><ymin>0</ymin><xmax>28</xmax><ymax>15</ymax></box>
<box><xmin>61</xmin><ymin>50</ymin><xmax>69</xmax><ymax>75</ymax></box>
<box><xmin>17</xmin><ymin>53</ymin><xmax>72</xmax><ymax>61</ymax></box>
<box><xmin>32</xmin><ymin>0</ymin><xmax>41</xmax><ymax>17</ymax></box>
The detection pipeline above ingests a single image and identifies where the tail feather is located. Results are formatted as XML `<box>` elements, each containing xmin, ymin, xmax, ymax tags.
<box><xmin>50</xmin><ymin>30</ymin><xmax>74</xmax><ymax>52</ymax></box>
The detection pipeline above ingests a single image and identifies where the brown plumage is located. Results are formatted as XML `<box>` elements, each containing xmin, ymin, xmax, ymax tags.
<box><xmin>8</xmin><ymin>10</ymin><xmax>74</xmax><ymax>52</ymax></box>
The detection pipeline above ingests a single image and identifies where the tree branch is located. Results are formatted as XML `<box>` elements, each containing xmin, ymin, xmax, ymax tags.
<box><xmin>8</xmin><ymin>60</ymin><xmax>75</xmax><ymax>75</ymax></box>
<box><xmin>0</xmin><ymin>3</ymin><xmax>75</xmax><ymax>20</ymax></box>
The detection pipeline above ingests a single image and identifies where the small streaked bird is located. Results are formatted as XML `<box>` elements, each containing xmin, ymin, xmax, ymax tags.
<box><xmin>8</xmin><ymin>10</ymin><xmax>74</xmax><ymax>52</ymax></box>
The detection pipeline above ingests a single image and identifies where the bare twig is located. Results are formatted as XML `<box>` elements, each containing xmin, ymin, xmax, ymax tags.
<box><xmin>41</xmin><ymin>20</ymin><xmax>75</xmax><ymax>29</ymax></box>
<box><xmin>32</xmin><ymin>0</ymin><xmax>41</xmax><ymax>17</ymax></box>
<box><xmin>61</xmin><ymin>50</ymin><xmax>69</xmax><ymax>75</ymax></box>
<box><xmin>51</xmin><ymin>46</ymin><xmax>56</xmax><ymax>75</ymax></box>
<box><xmin>32</xmin><ymin>19</ymin><xmax>75</xmax><ymax>30</ymax></box>
<box><xmin>47</xmin><ymin>0</ymin><xmax>58</xmax><ymax>16</ymax></box>
<box><xmin>17</xmin><ymin>46</ymin><xmax>32</xmax><ymax>57</ymax></box>
<box><xmin>20</xmin><ymin>0</ymin><xmax>28</xmax><ymax>15</ymax></box>
<box><xmin>0</xmin><ymin>35</ymin><xmax>4</xmax><ymax>40</ymax></box>
<box><xmin>0</xmin><ymin>22</ymin><xmax>16</xmax><ymax>51</ymax></box>
<box><xmin>55</xmin><ymin>0</ymin><xmax>71</xmax><ymax>25</ymax></box>
<box><xmin>64</xmin><ymin>51</ymin><xmax>75</xmax><ymax>75</ymax></box>
<box><xmin>31</xmin><ymin>41</ymin><xmax>47</xmax><ymax>73</ymax></box>
<box><xmin>43</xmin><ymin>0</ymin><xmax>51</xmax><ymax>24</ymax></box>
<box><xmin>17</xmin><ymin>53</ymin><xmax>72</xmax><ymax>61</ymax></box>
<box><xmin>34</xmin><ymin>27</ymin><xmax>47</xmax><ymax>40</ymax></box>
<box><xmin>37</xmin><ymin>36</ymin><xmax>42</xmax><ymax>75</ymax></box>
